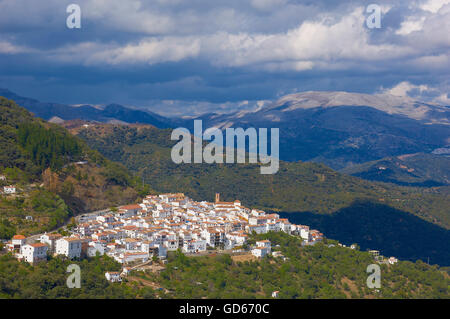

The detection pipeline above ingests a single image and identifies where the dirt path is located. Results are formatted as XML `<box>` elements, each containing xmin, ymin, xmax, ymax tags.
<box><xmin>127</xmin><ymin>276</ymin><xmax>169</xmax><ymax>293</ymax></box>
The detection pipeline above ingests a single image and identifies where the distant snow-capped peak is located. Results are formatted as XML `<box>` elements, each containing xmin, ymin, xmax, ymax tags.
<box><xmin>264</xmin><ymin>91</ymin><xmax>449</xmax><ymax>124</ymax></box>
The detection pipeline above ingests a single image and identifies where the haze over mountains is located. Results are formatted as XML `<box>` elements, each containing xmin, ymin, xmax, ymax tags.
<box><xmin>1</xmin><ymin>93</ymin><xmax>449</xmax><ymax>265</ymax></box>
<box><xmin>208</xmin><ymin>91</ymin><xmax>450</xmax><ymax>125</ymax></box>
<box><xmin>0</xmin><ymin>88</ymin><xmax>173</xmax><ymax>129</ymax></box>
<box><xmin>200</xmin><ymin>91</ymin><xmax>450</xmax><ymax>169</ymax></box>
<box><xmin>1</xmin><ymin>88</ymin><xmax>449</xmax><ymax>170</ymax></box>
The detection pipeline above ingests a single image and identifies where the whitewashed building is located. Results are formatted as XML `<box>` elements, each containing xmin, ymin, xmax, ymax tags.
<box><xmin>55</xmin><ymin>237</ymin><xmax>82</xmax><ymax>259</ymax></box>
<box><xmin>3</xmin><ymin>185</ymin><xmax>16</xmax><ymax>194</ymax></box>
<box><xmin>7</xmin><ymin>234</ymin><xmax>26</xmax><ymax>254</ymax></box>
<box><xmin>40</xmin><ymin>233</ymin><xmax>63</xmax><ymax>252</ymax></box>
<box><xmin>105</xmin><ymin>272</ymin><xmax>122</xmax><ymax>283</ymax></box>
<box><xmin>20</xmin><ymin>243</ymin><xmax>48</xmax><ymax>264</ymax></box>
<box><xmin>182</xmin><ymin>239</ymin><xmax>207</xmax><ymax>254</ymax></box>
<box><xmin>252</xmin><ymin>240</ymin><xmax>272</xmax><ymax>258</ymax></box>
<box><xmin>388</xmin><ymin>257</ymin><xmax>398</xmax><ymax>265</ymax></box>
<box><xmin>251</xmin><ymin>247</ymin><xmax>270</xmax><ymax>258</ymax></box>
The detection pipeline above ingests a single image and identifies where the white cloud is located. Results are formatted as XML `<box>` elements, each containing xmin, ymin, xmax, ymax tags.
<box><xmin>1</xmin><ymin>0</ymin><xmax>449</xmax><ymax>105</ymax></box>
<box><xmin>0</xmin><ymin>41</ymin><xmax>29</xmax><ymax>54</ymax></box>
<box><xmin>1</xmin><ymin>1</ymin><xmax>445</xmax><ymax>79</ymax></box>
<box><xmin>420</xmin><ymin>0</ymin><xmax>450</xmax><ymax>13</ymax></box>
<box><xmin>31</xmin><ymin>6</ymin><xmax>424</xmax><ymax>71</ymax></box>
<box><xmin>92</xmin><ymin>37</ymin><xmax>201</xmax><ymax>64</ymax></box>
<box><xmin>44</xmin><ymin>38</ymin><xmax>201</xmax><ymax>65</ymax></box>
<box><xmin>381</xmin><ymin>81</ymin><xmax>450</xmax><ymax>105</ymax></box>
<box><xmin>396</xmin><ymin>16</ymin><xmax>426</xmax><ymax>35</ymax></box>
<box><xmin>384</xmin><ymin>81</ymin><xmax>430</xmax><ymax>97</ymax></box>
<box><xmin>435</xmin><ymin>93</ymin><xmax>450</xmax><ymax>104</ymax></box>
<box><xmin>83</xmin><ymin>0</ymin><xmax>174</xmax><ymax>34</ymax></box>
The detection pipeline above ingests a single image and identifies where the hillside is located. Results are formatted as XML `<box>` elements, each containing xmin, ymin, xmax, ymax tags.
<box><xmin>5</xmin><ymin>88</ymin><xmax>449</xmax><ymax>170</ymax></box>
<box><xmin>134</xmin><ymin>232</ymin><xmax>450</xmax><ymax>298</ymax></box>
<box><xmin>69</xmin><ymin>122</ymin><xmax>450</xmax><ymax>265</ymax></box>
<box><xmin>72</xmin><ymin>122</ymin><xmax>449</xmax><ymax>225</ymax></box>
<box><xmin>340</xmin><ymin>153</ymin><xmax>450</xmax><ymax>187</ymax></box>
<box><xmin>0</xmin><ymin>254</ymin><xmax>147</xmax><ymax>298</ymax></box>
<box><xmin>0</xmin><ymin>232</ymin><xmax>448</xmax><ymax>299</ymax></box>
<box><xmin>198</xmin><ymin>91</ymin><xmax>450</xmax><ymax>169</ymax></box>
<box><xmin>0</xmin><ymin>97</ymin><xmax>148</xmax><ymax>237</ymax></box>
<box><xmin>0</xmin><ymin>88</ymin><xmax>173</xmax><ymax>128</ymax></box>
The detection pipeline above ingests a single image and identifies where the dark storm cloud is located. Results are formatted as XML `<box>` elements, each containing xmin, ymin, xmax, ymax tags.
<box><xmin>0</xmin><ymin>0</ymin><xmax>449</xmax><ymax>115</ymax></box>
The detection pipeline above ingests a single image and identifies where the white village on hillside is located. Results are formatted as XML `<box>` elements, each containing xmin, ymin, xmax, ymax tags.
<box><xmin>5</xmin><ymin>193</ymin><xmax>324</xmax><ymax>273</ymax></box>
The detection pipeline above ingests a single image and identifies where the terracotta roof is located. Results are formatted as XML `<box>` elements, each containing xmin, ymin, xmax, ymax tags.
<box><xmin>30</xmin><ymin>243</ymin><xmax>47</xmax><ymax>248</ymax></box>
<box><xmin>13</xmin><ymin>235</ymin><xmax>26</xmax><ymax>240</ymax></box>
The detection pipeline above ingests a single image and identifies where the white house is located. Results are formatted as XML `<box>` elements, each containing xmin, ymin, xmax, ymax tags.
<box><xmin>251</xmin><ymin>247</ymin><xmax>270</xmax><ymax>258</ymax></box>
<box><xmin>55</xmin><ymin>237</ymin><xmax>82</xmax><ymax>259</ymax></box>
<box><xmin>76</xmin><ymin>224</ymin><xmax>94</xmax><ymax>237</ymax></box>
<box><xmin>20</xmin><ymin>243</ymin><xmax>48</xmax><ymax>264</ymax></box>
<box><xmin>163</xmin><ymin>236</ymin><xmax>179</xmax><ymax>251</ymax></box>
<box><xmin>256</xmin><ymin>240</ymin><xmax>271</xmax><ymax>248</ymax></box>
<box><xmin>12</xmin><ymin>234</ymin><xmax>26</xmax><ymax>246</ymax></box>
<box><xmin>96</xmin><ymin>214</ymin><xmax>115</xmax><ymax>223</ymax></box>
<box><xmin>40</xmin><ymin>233</ymin><xmax>63</xmax><ymax>252</ymax></box>
<box><xmin>201</xmin><ymin>228</ymin><xmax>224</xmax><ymax>248</ymax></box>
<box><xmin>87</xmin><ymin>241</ymin><xmax>106</xmax><ymax>257</ymax></box>
<box><xmin>7</xmin><ymin>234</ymin><xmax>26</xmax><ymax>253</ymax></box>
<box><xmin>388</xmin><ymin>257</ymin><xmax>398</xmax><ymax>265</ymax></box>
<box><xmin>118</xmin><ymin>204</ymin><xmax>141</xmax><ymax>218</ymax></box>
<box><xmin>123</xmin><ymin>238</ymin><xmax>140</xmax><ymax>250</ymax></box>
<box><xmin>246</xmin><ymin>225</ymin><xmax>267</xmax><ymax>234</ymax></box>
<box><xmin>252</xmin><ymin>240</ymin><xmax>272</xmax><ymax>258</ymax></box>
<box><xmin>105</xmin><ymin>272</ymin><xmax>122</xmax><ymax>283</ymax></box>
<box><xmin>3</xmin><ymin>185</ymin><xmax>16</xmax><ymax>194</ymax></box>
<box><xmin>182</xmin><ymin>239</ymin><xmax>207</xmax><ymax>254</ymax></box>
<box><xmin>225</xmin><ymin>232</ymin><xmax>247</xmax><ymax>249</ymax></box>
<box><xmin>251</xmin><ymin>209</ymin><xmax>266</xmax><ymax>217</ymax></box>
<box><xmin>297</xmin><ymin>225</ymin><xmax>310</xmax><ymax>241</ymax></box>
<box><xmin>0</xmin><ymin>175</ymin><xmax>6</xmax><ymax>181</ymax></box>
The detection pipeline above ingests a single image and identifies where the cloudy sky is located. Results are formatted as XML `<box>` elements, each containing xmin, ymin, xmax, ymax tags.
<box><xmin>0</xmin><ymin>0</ymin><xmax>449</xmax><ymax>116</ymax></box>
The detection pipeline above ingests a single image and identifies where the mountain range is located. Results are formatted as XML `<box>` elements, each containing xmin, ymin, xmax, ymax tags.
<box><xmin>1</xmin><ymin>88</ymin><xmax>448</xmax><ymax>171</ymax></box>
<box><xmin>198</xmin><ymin>91</ymin><xmax>450</xmax><ymax>169</ymax></box>
<box><xmin>0</xmin><ymin>92</ymin><xmax>449</xmax><ymax>265</ymax></box>
<box><xmin>0</xmin><ymin>88</ymin><xmax>173</xmax><ymax>128</ymax></box>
